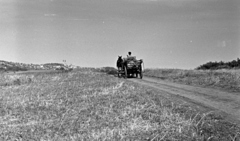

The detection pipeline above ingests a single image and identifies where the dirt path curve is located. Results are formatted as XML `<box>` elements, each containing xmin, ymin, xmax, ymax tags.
<box><xmin>128</xmin><ymin>76</ymin><xmax>240</xmax><ymax>124</ymax></box>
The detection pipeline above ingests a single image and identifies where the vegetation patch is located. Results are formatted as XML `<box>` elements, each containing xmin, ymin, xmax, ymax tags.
<box><xmin>144</xmin><ymin>69</ymin><xmax>240</xmax><ymax>92</ymax></box>
<box><xmin>196</xmin><ymin>58</ymin><xmax>240</xmax><ymax>70</ymax></box>
<box><xmin>99</xmin><ymin>67</ymin><xmax>118</xmax><ymax>75</ymax></box>
<box><xmin>0</xmin><ymin>69</ymin><xmax>239</xmax><ymax>140</ymax></box>
<box><xmin>0</xmin><ymin>74</ymin><xmax>33</xmax><ymax>86</ymax></box>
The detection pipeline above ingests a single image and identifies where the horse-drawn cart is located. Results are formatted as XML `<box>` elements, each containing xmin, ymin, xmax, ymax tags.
<box><xmin>117</xmin><ymin>56</ymin><xmax>143</xmax><ymax>79</ymax></box>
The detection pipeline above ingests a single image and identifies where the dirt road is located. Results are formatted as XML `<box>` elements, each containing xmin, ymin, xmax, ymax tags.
<box><xmin>129</xmin><ymin>76</ymin><xmax>240</xmax><ymax>124</ymax></box>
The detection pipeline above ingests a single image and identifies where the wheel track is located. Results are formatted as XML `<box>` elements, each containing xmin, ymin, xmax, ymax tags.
<box><xmin>128</xmin><ymin>76</ymin><xmax>240</xmax><ymax>125</ymax></box>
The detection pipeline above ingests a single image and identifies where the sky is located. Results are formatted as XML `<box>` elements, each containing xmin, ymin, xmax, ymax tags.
<box><xmin>0</xmin><ymin>0</ymin><xmax>239</xmax><ymax>69</ymax></box>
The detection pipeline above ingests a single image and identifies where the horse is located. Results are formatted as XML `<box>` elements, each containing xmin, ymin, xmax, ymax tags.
<box><xmin>116</xmin><ymin>56</ymin><xmax>123</xmax><ymax>70</ymax></box>
<box><xmin>116</xmin><ymin>56</ymin><xmax>124</xmax><ymax>77</ymax></box>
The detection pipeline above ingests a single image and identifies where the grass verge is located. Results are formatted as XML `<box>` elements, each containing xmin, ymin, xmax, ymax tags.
<box><xmin>144</xmin><ymin>68</ymin><xmax>240</xmax><ymax>92</ymax></box>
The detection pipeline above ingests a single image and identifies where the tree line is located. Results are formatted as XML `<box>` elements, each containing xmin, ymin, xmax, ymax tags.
<box><xmin>196</xmin><ymin>58</ymin><xmax>240</xmax><ymax>70</ymax></box>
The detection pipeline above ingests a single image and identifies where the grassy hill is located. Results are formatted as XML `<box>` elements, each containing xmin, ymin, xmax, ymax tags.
<box><xmin>0</xmin><ymin>68</ymin><xmax>239</xmax><ymax>140</ymax></box>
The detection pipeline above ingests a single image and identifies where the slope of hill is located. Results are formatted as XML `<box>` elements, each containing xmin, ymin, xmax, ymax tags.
<box><xmin>1</xmin><ymin>69</ymin><xmax>239</xmax><ymax>140</ymax></box>
<box><xmin>0</xmin><ymin>60</ymin><xmax>75</xmax><ymax>72</ymax></box>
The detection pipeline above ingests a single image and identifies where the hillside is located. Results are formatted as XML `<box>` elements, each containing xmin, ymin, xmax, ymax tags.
<box><xmin>1</xmin><ymin>69</ymin><xmax>240</xmax><ymax>140</ymax></box>
<box><xmin>0</xmin><ymin>60</ymin><xmax>77</xmax><ymax>72</ymax></box>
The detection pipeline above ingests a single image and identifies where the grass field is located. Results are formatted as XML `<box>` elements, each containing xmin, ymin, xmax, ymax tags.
<box><xmin>144</xmin><ymin>68</ymin><xmax>240</xmax><ymax>93</ymax></box>
<box><xmin>0</xmin><ymin>69</ymin><xmax>240</xmax><ymax>140</ymax></box>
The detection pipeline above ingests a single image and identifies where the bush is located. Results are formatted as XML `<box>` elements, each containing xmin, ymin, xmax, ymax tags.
<box><xmin>196</xmin><ymin>58</ymin><xmax>240</xmax><ymax>70</ymax></box>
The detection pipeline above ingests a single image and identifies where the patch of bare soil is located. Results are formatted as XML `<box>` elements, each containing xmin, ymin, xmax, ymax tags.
<box><xmin>128</xmin><ymin>76</ymin><xmax>240</xmax><ymax>125</ymax></box>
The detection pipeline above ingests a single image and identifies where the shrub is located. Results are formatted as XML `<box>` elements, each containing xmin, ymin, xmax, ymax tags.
<box><xmin>196</xmin><ymin>58</ymin><xmax>240</xmax><ymax>70</ymax></box>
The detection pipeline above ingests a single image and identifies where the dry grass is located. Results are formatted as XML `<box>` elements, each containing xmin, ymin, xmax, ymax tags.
<box><xmin>0</xmin><ymin>69</ymin><xmax>239</xmax><ymax>140</ymax></box>
<box><xmin>144</xmin><ymin>69</ymin><xmax>240</xmax><ymax>92</ymax></box>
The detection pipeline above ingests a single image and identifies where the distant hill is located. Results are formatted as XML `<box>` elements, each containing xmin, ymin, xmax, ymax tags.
<box><xmin>0</xmin><ymin>60</ymin><xmax>76</xmax><ymax>72</ymax></box>
<box><xmin>196</xmin><ymin>58</ymin><xmax>240</xmax><ymax>70</ymax></box>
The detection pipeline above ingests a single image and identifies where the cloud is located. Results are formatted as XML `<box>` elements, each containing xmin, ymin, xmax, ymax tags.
<box><xmin>122</xmin><ymin>0</ymin><xmax>200</xmax><ymax>8</ymax></box>
<box><xmin>44</xmin><ymin>14</ymin><xmax>56</xmax><ymax>17</ymax></box>
<box><xmin>72</xmin><ymin>18</ymin><xmax>89</xmax><ymax>21</ymax></box>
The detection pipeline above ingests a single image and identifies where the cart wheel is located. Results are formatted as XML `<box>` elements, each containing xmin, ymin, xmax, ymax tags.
<box><xmin>124</xmin><ymin>67</ymin><xmax>128</xmax><ymax>79</ymax></box>
<box><xmin>139</xmin><ymin>66</ymin><xmax>143</xmax><ymax>79</ymax></box>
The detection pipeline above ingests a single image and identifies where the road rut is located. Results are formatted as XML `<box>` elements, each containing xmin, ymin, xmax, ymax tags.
<box><xmin>128</xmin><ymin>76</ymin><xmax>240</xmax><ymax>124</ymax></box>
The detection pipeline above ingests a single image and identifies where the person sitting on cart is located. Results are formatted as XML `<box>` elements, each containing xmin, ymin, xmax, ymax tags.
<box><xmin>127</xmin><ymin>52</ymin><xmax>136</xmax><ymax>60</ymax></box>
<box><xmin>127</xmin><ymin>52</ymin><xmax>132</xmax><ymax>58</ymax></box>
